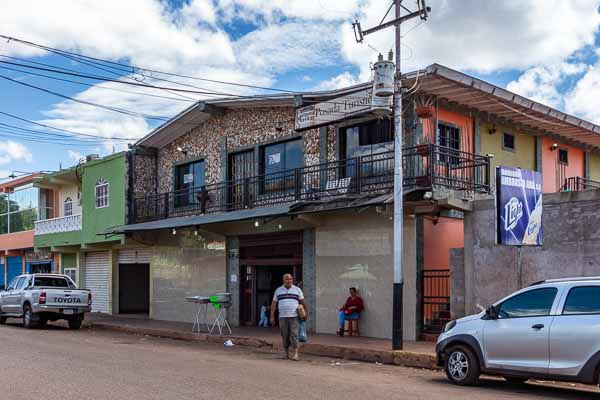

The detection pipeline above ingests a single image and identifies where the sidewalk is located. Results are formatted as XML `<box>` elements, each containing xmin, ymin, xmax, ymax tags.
<box><xmin>85</xmin><ymin>313</ymin><xmax>438</xmax><ymax>369</ymax></box>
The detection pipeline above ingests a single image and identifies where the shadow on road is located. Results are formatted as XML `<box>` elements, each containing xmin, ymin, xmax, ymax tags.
<box><xmin>3</xmin><ymin>321</ymin><xmax>70</xmax><ymax>331</ymax></box>
<box><xmin>425</xmin><ymin>376</ymin><xmax>600</xmax><ymax>399</ymax></box>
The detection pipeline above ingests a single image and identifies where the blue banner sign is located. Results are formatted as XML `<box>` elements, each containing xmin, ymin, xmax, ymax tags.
<box><xmin>496</xmin><ymin>166</ymin><xmax>543</xmax><ymax>246</ymax></box>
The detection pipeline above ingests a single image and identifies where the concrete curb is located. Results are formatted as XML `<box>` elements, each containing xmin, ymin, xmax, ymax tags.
<box><xmin>87</xmin><ymin>321</ymin><xmax>439</xmax><ymax>370</ymax></box>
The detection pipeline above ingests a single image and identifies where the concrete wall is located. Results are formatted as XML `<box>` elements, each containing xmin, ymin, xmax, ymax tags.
<box><xmin>424</xmin><ymin>217</ymin><xmax>463</xmax><ymax>270</ymax></box>
<box><xmin>149</xmin><ymin>230</ymin><xmax>226</xmax><ymax>323</ymax></box>
<box><xmin>456</xmin><ymin>190</ymin><xmax>600</xmax><ymax>317</ymax></box>
<box><xmin>541</xmin><ymin>137</ymin><xmax>585</xmax><ymax>193</ymax></box>
<box><xmin>314</xmin><ymin>210</ymin><xmax>417</xmax><ymax>340</ymax></box>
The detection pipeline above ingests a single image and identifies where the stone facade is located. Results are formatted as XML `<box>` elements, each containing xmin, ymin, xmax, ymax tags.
<box><xmin>132</xmin><ymin>107</ymin><xmax>322</xmax><ymax>195</ymax></box>
<box><xmin>132</xmin><ymin>150</ymin><xmax>157</xmax><ymax>196</ymax></box>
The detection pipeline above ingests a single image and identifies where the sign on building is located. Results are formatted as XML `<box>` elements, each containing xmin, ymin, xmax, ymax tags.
<box><xmin>496</xmin><ymin>166</ymin><xmax>543</xmax><ymax>246</ymax></box>
<box><xmin>295</xmin><ymin>88</ymin><xmax>375</xmax><ymax>131</ymax></box>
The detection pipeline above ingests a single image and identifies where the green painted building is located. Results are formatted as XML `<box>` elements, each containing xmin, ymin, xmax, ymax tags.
<box><xmin>34</xmin><ymin>152</ymin><xmax>149</xmax><ymax>315</ymax></box>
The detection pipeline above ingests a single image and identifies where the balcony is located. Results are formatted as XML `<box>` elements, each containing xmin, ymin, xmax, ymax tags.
<box><xmin>133</xmin><ymin>145</ymin><xmax>491</xmax><ymax>224</ymax></box>
<box><xmin>34</xmin><ymin>214</ymin><xmax>82</xmax><ymax>235</ymax></box>
<box><xmin>562</xmin><ymin>177</ymin><xmax>600</xmax><ymax>192</ymax></box>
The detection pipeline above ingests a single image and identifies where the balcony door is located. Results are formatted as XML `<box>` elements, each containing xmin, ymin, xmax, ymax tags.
<box><xmin>174</xmin><ymin>159</ymin><xmax>205</xmax><ymax>208</ymax></box>
<box><xmin>228</xmin><ymin>150</ymin><xmax>255</xmax><ymax>209</ymax></box>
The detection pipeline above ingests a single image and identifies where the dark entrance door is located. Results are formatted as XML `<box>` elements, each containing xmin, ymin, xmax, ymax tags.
<box><xmin>30</xmin><ymin>263</ymin><xmax>51</xmax><ymax>274</ymax></box>
<box><xmin>238</xmin><ymin>231</ymin><xmax>303</xmax><ymax>327</ymax></box>
<box><xmin>119</xmin><ymin>264</ymin><xmax>150</xmax><ymax>314</ymax></box>
<box><xmin>228</xmin><ymin>149</ymin><xmax>255</xmax><ymax>209</ymax></box>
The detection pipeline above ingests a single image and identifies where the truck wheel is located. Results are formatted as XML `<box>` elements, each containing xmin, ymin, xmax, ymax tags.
<box><xmin>0</xmin><ymin>315</ymin><xmax>6</xmax><ymax>324</ymax></box>
<box><xmin>23</xmin><ymin>305</ymin><xmax>34</xmax><ymax>329</ymax></box>
<box><xmin>68</xmin><ymin>315</ymin><xmax>83</xmax><ymax>330</ymax></box>
<box><xmin>444</xmin><ymin>345</ymin><xmax>480</xmax><ymax>386</ymax></box>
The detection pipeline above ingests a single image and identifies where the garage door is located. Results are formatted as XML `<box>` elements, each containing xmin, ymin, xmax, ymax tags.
<box><xmin>117</xmin><ymin>248</ymin><xmax>152</xmax><ymax>264</ymax></box>
<box><xmin>7</xmin><ymin>256</ymin><xmax>23</xmax><ymax>286</ymax></box>
<box><xmin>0</xmin><ymin>262</ymin><xmax>4</xmax><ymax>289</ymax></box>
<box><xmin>84</xmin><ymin>251</ymin><xmax>110</xmax><ymax>313</ymax></box>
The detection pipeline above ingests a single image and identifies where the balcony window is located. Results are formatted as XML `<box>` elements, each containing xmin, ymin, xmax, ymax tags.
<box><xmin>95</xmin><ymin>179</ymin><xmax>109</xmax><ymax>209</ymax></box>
<box><xmin>64</xmin><ymin>197</ymin><xmax>73</xmax><ymax>217</ymax></box>
<box><xmin>174</xmin><ymin>159</ymin><xmax>205</xmax><ymax>207</ymax></box>
<box><xmin>0</xmin><ymin>184</ymin><xmax>39</xmax><ymax>234</ymax></box>
<box><xmin>341</xmin><ymin>119</ymin><xmax>393</xmax><ymax>179</ymax></box>
<box><xmin>260</xmin><ymin>139</ymin><xmax>303</xmax><ymax>192</ymax></box>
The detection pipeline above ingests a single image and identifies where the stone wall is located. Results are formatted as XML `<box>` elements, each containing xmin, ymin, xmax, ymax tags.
<box><xmin>152</xmin><ymin>107</ymin><xmax>320</xmax><ymax>194</ymax></box>
<box><xmin>132</xmin><ymin>150</ymin><xmax>157</xmax><ymax>196</ymax></box>
<box><xmin>455</xmin><ymin>190</ymin><xmax>600</xmax><ymax>317</ymax></box>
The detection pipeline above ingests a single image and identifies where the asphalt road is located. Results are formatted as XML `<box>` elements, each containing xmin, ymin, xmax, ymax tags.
<box><xmin>0</xmin><ymin>321</ymin><xmax>598</xmax><ymax>400</ymax></box>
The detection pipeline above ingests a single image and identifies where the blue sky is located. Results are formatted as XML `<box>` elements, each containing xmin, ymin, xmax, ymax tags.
<box><xmin>1</xmin><ymin>0</ymin><xmax>599</xmax><ymax>180</ymax></box>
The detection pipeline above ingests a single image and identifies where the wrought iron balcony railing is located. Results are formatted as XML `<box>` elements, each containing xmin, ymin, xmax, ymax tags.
<box><xmin>562</xmin><ymin>176</ymin><xmax>600</xmax><ymax>192</ymax></box>
<box><xmin>132</xmin><ymin>145</ymin><xmax>491</xmax><ymax>223</ymax></box>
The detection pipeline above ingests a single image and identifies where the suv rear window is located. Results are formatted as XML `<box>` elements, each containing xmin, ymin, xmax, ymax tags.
<box><xmin>563</xmin><ymin>286</ymin><xmax>600</xmax><ymax>315</ymax></box>
<box><xmin>34</xmin><ymin>277</ymin><xmax>70</xmax><ymax>288</ymax></box>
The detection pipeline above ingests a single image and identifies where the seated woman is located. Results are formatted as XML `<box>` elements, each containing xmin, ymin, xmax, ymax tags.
<box><xmin>337</xmin><ymin>287</ymin><xmax>364</xmax><ymax>336</ymax></box>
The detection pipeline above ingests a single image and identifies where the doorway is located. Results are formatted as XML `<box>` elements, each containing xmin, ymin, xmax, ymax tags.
<box><xmin>118</xmin><ymin>263</ymin><xmax>150</xmax><ymax>314</ymax></box>
<box><xmin>30</xmin><ymin>263</ymin><xmax>51</xmax><ymax>274</ymax></box>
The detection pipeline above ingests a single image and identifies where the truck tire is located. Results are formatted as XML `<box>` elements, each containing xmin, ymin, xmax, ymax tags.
<box><xmin>68</xmin><ymin>315</ymin><xmax>83</xmax><ymax>330</ymax></box>
<box><xmin>23</xmin><ymin>305</ymin><xmax>34</xmax><ymax>329</ymax></box>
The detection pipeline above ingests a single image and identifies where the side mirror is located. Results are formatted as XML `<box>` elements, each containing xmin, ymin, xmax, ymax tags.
<box><xmin>485</xmin><ymin>305</ymin><xmax>498</xmax><ymax>320</ymax></box>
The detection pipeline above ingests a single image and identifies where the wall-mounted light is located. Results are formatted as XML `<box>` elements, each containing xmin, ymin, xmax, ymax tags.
<box><xmin>278</xmin><ymin>223</ymin><xmax>283</xmax><ymax>230</ymax></box>
<box><xmin>486</xmin><ymin>153</ymin><xmax>495</xmax><ymax>159</ymax></box>
<box><xmin>488</xmin><ymin>124</ymin><xmax>497</xmax><ymax>135</ymax></box>
<box><xmin>550</xmin><ymin>143</ymin><xmax>559</xmax><ymax>151</ymax></box>
<box><xmin>194</xmin><ymin>228</ymin><xmax>199</xmax><ymax>236</ymax></box>
<box><xmin>254</xmin><ymin>220</ymin><xmax>260</xmax><ymax>228</ymax></box>
<box><xmin>172</xmin><ymin>228</ymin><xmax>177</xmax><ymax>235</ymax></box>
<box><xmin>176</xmin><ymin>146</ymin><xmax>188</xmax><ymax>156</ymax></box>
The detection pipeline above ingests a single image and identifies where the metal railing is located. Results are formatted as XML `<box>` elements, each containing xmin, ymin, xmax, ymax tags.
<box><xmin>421</xmin><ymin>269</ymin><xmax>451</xmax><ymax>334</ymax></box>
<box><xmin>34</xmin><ymin>214</ymin><xmax>82</xmax><ymax>235</ymax></box>
<box><xmin>133</xmin><ymin>145</ymin><xmax>491</xmax><ymax>223</ymax></box>
<box><xmin>562</xmin><ymin>176</ymin><xmax>600</xmax><ymax>192</ymax></box>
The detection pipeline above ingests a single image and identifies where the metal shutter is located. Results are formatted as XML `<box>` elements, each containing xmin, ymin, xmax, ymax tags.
<box><xmin>0</xmin><ymin>263</ymin><xmax>4</xmax><ymax>288</ymax></box>
<box><xmin>117</xmin><ymin>248</ymin><xmax>152</xmax><ymax>264</ymax></box>
<box><xmin>7</xmin><ymin>256</ymin><xmax>23</xmax><ymax>285</ymax></box>
<box><xmin>84</xmin><ymin>251</ymin><xmax>110</xmax><ymax>313</ymax></box>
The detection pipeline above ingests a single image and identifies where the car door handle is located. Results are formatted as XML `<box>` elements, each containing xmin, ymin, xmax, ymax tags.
<box><xmin>531</xmin><ymin>324</ymin><xmax>545</xmax><ymax>330</ymax></box>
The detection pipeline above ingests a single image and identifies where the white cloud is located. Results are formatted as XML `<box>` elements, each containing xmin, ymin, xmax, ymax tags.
<box><xmin>341</xmin><ymin>0</ymin><xmax>600</xmax><ymax>79</ymax></box>
<box><xmin>67</xmin><ymin>150</ymin><xmax>84</xmax><ymax>162</ymax></box>
<box><xmin>314</xmin><ymin>72</ymin><xmax>360</xmax><ymax>90</ymax></box>
<box><xmin>565</xmin><ymin>64</ymin><xmax>600</xmax><ymax>124</ymax></box>
<box><xmin>216</xmin><ymin>0</ymin><xmax>361</xmax><ymax>22</ymax></box>
<box><xmin>507</xmin><ymin>62</ymin><xmax>587</xmax><ymax>109</ymax></box>
<box><xmin>0</xmin><ymin>141</ymin><xmax>32</xmax><ymax>165</ymax></box>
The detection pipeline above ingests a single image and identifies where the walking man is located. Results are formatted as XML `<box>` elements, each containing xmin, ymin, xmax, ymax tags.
<box><xmin>270</xmin><ymin>273</ymin><xmax>306</xmax><ymax>361</ymax></box>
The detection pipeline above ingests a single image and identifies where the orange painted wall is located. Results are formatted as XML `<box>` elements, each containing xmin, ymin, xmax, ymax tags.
<box><xmin>424</xmin><ymin>217</ymin><xmax>464</xmax><ymax>270</ymax></box>
<box><xmin>0</xmin><ymin>230</ymin><xmax>34</xmax><ymax>252</ymax></box>
<box><xmin>541</xmin><ymin>137</ymin><xmax>585</xmax><ymax>193</ymax></box>
<box><xmin>422</xmin><ymin>108</ymin><xmax>474</xmax><ymax>153</ymax></box>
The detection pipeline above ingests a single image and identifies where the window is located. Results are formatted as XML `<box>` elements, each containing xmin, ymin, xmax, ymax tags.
<box><xmin>0</xmin><ymin>184</ymin><xmax>40</xmax><ymax>234</ymax></box>
<box><xmin>342</xmin><ymin>119</ymin><xmax>393</xmax><ymax>160</ymax></box>
<box><xmin>174</xmin><ymin>159</ymin><xmax>205</xmax><ymax>207</ymax></box>
<box><xmin>563</xmin><ymin>286</ymin><xmax>600</xmax><ymax>315</ymax></box>
<box><xmin>95</xmin><ymin>179</ymin><xmax>109</xmax><ymax>209</ymax></box>
<box><xmin>64</xmin><ymin>268</ymin><xmax>78</xmax><ymax>286</ymax></box>
<box><xmin>15</xmin><ymin>277</ymin><xmax>28</xmax><ymax>290</ymax></box>
<box><xmin>438</xmin><ymin>123</ymin><xmax>461</xmax><ymax>164</ymax></box>
<box><xmin>503</xmin><ymin>132</ymin><xmax>515</xmax><ymax>151</ymax></box>
<box><xmin>496</xmin><ymin>288</ymin><xmax>557</xmax><ymax>319</ymax></box>
<box><xmin>559</xmin><ymin>148</ymin><xmax>568</xmax><ymax>165</ymax></box>
<box><xmin>33</xmin><ymin>276</ymin><xmax>69</xmax><ymax>288</ymax></box>
<box><xmin>261</xmin><ymin>139</ymin><xmax>303</xmax><ymax>191</ymax></box>
<box><xmin>64</xmin><ymin>197</ymin><xmax>73</xmax><ymax>217</ymax></box>
<box><xmin>6</xmin><ymin>278</ymin><xmax>17</xmax><ymax>291</ymax></box>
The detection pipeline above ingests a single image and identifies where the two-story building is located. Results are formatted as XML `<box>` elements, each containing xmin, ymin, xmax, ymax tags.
<box><xmin>108</xmin><ymin>63</ymin><xmax>600</xmax><ymax>340</ymax></box>
<box><xmin>34</xmin><ymin>153</ymin><xmax>150</xmax><ymax>315</ymax></box>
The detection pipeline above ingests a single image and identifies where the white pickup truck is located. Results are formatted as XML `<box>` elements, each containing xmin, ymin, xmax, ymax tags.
<box><xmin>0</xmin><ymin>274</ymin><xmax>92</xmax><ymax>329</ymax></box>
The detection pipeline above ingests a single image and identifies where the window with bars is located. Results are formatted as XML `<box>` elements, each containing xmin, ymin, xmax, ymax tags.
<box><xmin>95</xmin><ymin>179</ymin><xmax>109</xmax><ymax>209</ymax></box>
<box><xmin>64</xmin><ymin>197</ymin><xmax>73</xmax><ymax>216</ymax></box>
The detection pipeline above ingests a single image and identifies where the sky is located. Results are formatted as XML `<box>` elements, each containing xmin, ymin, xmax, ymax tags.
<box><xmin>1</xmin><ymin>0</ymin><xmax>600</xmax><ymax>180</ymax></box>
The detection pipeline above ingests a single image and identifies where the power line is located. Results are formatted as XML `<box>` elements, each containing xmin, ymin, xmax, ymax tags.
<box><xmin>0</xmin><ymin>111</ymin><xmax>139</xmax><ymax>141</ymax></box>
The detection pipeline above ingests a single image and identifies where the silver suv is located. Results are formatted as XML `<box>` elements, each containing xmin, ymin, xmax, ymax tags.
<box><xmin>437</xmin><ymin>277</ymin><xmax>600</xmax><ymax>386</ymax></box>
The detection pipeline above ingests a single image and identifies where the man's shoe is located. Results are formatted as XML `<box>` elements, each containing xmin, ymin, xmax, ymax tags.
<box><xmin>337</xmin><ymin>328</ymin><xmax>344</xmax><ymax>337</ymax></box>
<box><xmin>291</xmin><ymin>348</ymin><xmax>299</xmax><ymax>361</ymax></box>
<box><xmin>282</xmin><ymin>349</ymin><xmax>289</xmax><ymax>359</ymax></box>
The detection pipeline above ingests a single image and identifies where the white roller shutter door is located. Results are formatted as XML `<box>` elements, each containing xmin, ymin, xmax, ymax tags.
<box><xmin>84</xmin><ymin>251</ymin><xmax>110</xmax><ymax>313</ymax></box>
<box><xmin>117</xmin><ymin>248</ymin><xmax>152</xmax><ymax>264</ymax></box>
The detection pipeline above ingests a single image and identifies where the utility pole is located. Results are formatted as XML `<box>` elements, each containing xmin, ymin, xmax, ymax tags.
<box><xmin>353</xmin><ymin>0</ymin><xmax>430</xmax><ymax>350</ymax></box>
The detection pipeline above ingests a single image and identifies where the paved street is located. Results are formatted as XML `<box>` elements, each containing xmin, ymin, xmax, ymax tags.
<box><xmin>0</xmin><ymin>322</ymin><xmax>597</xmax><ymax>400</ymax></box>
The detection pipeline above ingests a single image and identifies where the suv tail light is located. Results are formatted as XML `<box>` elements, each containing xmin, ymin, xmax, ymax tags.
<box><xmin>39</xmin><ymin>291</ymin><xmax>46</xmax><ymax>305</ymax></box>
<box><xmin>88</xmin><ymin>291</ymin><xmax>92</xmax><ymax>305</ymax></box>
